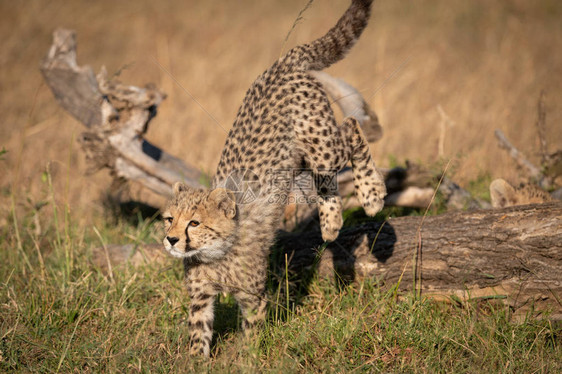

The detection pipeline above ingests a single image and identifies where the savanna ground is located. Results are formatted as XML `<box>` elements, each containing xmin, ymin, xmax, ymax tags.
<box><xmin>1</xmin><ymin>0</ymin><xmax>561</xmax><ymax>372</ymax></box>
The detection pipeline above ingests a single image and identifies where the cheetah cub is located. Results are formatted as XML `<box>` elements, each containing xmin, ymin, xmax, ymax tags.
<box><xmin>163</xmin><ymin>0</ymin><xmax>385</xmax><ymax>356</ymax></box>
<box><xmin>490</xmin><ymin>178</ymin><xmax>554</xmax><ymax>208</ymax></box>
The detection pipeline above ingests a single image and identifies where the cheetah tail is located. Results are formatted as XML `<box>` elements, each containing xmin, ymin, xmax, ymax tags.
<box><xmin>284</xmin><ymin>0</ymin><xmax>373</xmax><ymax>72</ymax></box>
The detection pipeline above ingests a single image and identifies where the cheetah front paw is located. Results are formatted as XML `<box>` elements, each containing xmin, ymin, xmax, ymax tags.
<box><xmin>362</xmin><ymin>196</ymin><xmax>385</xmax><ymax>216</ymax></box>
<box><xmin>320</xmin><ymin>214</ymin><xmax>343</xmax><ymax>242</ymax></box>
<box><xmin>357</xmin><ymin>183</ymin><xmax>386</xmax><ymax>217</ymax></box>
<box><xmin>321</xmin><ymin>225</ymin><xmax>340</xmax><ymax>242</ymax></box>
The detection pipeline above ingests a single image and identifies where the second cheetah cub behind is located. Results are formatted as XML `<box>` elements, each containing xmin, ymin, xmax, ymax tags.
<box><xmin>490</xmin><ymin>178</ymin><xmax>554</xmax><ymax>208</ymax></box>
<box><xmin>163</xmin><ymin>0</ymin><xmax>386</xmax><ymax>356</ymax></box>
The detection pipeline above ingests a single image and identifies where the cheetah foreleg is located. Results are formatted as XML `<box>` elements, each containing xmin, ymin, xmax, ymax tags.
<box><xmin>187</xmin><ymin>287</ymin><xmax>216</xmax><ymax>357</ymax></box>
<box><xmin>318</xmin><ymin>194</ymin><xmax>344</xmax><ymax>241</ymax></box>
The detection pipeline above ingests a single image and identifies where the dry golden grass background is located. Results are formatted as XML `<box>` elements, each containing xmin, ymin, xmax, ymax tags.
<box><xmin>1</xmin><ymin>0</ymin><xmax>561</xmax><ymax>221</ymax></box>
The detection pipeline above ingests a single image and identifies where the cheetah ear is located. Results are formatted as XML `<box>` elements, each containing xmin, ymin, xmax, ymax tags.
<box><xmin>173</xmin><ymin>182</ymin><xmax>189</xmax><ymax>196</ymax></box>
<box><xmin>207</xmin><ymin>188</ymin><xmax>237</xmax><ymax>219</ymax></box>
<box><xmin>490</xmin><ymin>178</ymin><xmax>517</xmax><ymax>208</ymax></box>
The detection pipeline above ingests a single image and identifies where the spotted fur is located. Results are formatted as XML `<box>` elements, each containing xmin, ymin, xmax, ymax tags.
<box><xmin>490</xmin><ymin>178</ymin><xmax>553</xmax><ymax>208</ymax></box>
<box><xmin>163</xmin><ymin>0</ymin><xmax>385</xmax><ymax>357</ymax></box>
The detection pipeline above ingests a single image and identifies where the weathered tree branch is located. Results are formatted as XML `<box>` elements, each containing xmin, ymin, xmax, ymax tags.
<box><xmin>310</xmin><ymin>71</ymin><xmax>382</xmax><ymax>143</ymax></box>
<box><xmin>40</xmin><ymin>29</ymin><xmax>103</xmax><ymax>128</ymax></box>
<box><xmin>495</xmin><ymin>92</ymin><xmax>562</xmax><ymax>191</ymax></box>
<box><xmin>40</xmin><ymin>29</ymin><xmax>203</xmax><ymax>197</ymax></box>
<box><xmin>494</xmin><ymin>129</ymin><xmax>543</xmax><ymax>182</ymax></box>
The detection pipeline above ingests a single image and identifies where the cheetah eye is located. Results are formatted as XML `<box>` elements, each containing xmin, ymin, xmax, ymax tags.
<box><xmin>164</xmin><ymin>217</ymin><xmax>173</xmax><ymax>224</ymax></box>
<box><xmin>188</xmin><ymin>220</ymin><xmax>200</xmax><ymax>227</ymax></box>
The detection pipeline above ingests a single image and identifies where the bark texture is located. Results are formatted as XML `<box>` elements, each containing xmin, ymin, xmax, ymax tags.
<box><xmin>278</xmin><ymin>202</ymin><xmax>562</xmax><ymax>320</ymax></box>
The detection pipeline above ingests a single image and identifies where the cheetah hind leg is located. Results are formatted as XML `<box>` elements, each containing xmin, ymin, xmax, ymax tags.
<box><xmin>343</xmin><ymin>117</ymin><xmax>386</xmax><ymax>216</ymax></box>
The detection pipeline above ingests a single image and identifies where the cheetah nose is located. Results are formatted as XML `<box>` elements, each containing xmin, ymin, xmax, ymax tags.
<box><xmin>167</xmin><ymin>236</ymin><xmax>180</xmax><ymax>246</ymax></box>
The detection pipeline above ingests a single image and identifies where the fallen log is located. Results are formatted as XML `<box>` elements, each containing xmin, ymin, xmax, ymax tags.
<box><xmin>279</xmin><ymin>202</ymin><xmax>562</xmax><ymax>320</ymax></box>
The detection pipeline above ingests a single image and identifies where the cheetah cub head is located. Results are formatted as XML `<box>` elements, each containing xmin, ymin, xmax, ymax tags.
<box><xmin>490</xmin><ymin>178</ymin><xmax>553</xmax><ymax>208</ymax></box>
<box><xmin>162</xmin><ymin>182</ymin><xmax>237</xmax><ymax>263</ymax></box>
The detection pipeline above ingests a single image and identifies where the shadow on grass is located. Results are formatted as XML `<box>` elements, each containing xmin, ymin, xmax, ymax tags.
<box><xmin>211</xmin><ymin>297</ymin><xmax>240</xmax><ymax>350</ymax></box>
<box><xmin>267</xmin><ymin>211</ymin><xmax>397</xmax><ymax>321</ymax></box>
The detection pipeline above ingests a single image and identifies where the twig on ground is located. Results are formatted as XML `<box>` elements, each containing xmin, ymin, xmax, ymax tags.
<box><xmin>494</xmin><ymin>129</ymin><xmax>542</xmax><ymax>180</ymax></box>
